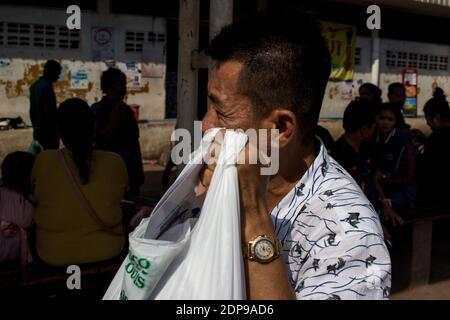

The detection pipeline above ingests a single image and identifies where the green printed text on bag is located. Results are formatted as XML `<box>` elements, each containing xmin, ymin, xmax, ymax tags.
<box><xmin>125</xmin><ymin>252</ymin><xmax>151</xmax><ymax>289</ymax></box>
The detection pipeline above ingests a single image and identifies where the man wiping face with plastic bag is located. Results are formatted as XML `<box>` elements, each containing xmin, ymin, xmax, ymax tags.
<box><xmin>198</xmin><ymin>8</ymin><xmax>391</xmax><ymax>300</ymax></box>
<box><xmin>104</xmin><ymin>7</ymin><xmax>391</xmax><ymax>301</ymax></box>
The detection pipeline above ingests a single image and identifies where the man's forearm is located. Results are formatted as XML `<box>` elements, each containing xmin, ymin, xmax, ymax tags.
<box><xmin>240</xmin><ymin>185</ymin><xmax>295</xmax><ymax>300</ymax></box>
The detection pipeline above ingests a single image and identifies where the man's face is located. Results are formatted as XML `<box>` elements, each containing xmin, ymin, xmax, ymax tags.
<box><xmin>108</xmin><ymin>77</ymin><xmax>127</xmax><ymax>101</ymax></box>
<box><xmin>203</xmin><ymin>61</ymin><xmax>257</xmax><ymax>132</ymax></box>
<box><xmin>358</xmin><ymin>87</ymin><xmax>374</xmax><ymax>103</ymax></box>
<box><xmin>50</xmin><ymin>67</ymin><xmax>62</xmax><ymax>83</ymax></box>
<box><xmin>389</xmin><ymin>88</ymin><xmax>406</xmax><ymax>105</ymax></box>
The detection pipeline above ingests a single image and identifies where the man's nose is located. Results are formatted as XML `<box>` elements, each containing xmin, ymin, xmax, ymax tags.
<box><xmin>201</xmin><ymin>107</ymin><xmax>218</xmax><ymax>133</ymax></box>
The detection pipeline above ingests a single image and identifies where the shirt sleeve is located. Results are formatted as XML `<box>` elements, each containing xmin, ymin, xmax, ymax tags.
<box><xmin>294</xmin><ymin>233</ymin><xmax>391</xmax><ymax>300</ymax></box>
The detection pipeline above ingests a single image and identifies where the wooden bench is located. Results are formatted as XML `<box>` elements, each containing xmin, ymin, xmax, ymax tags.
<box><xmin>399</xmin><ymin>206</ymin><xmax>450</xmax><ymax>288</ymax></box>
<box><xmin>0</xmin><ymin>196</ymin><xmax>156</xmax><ymax>298</ymax></box>
<box><xmin>0</xmin><ymin>256</ymin><xmax>123</xmax><ymax>299</ymax></box>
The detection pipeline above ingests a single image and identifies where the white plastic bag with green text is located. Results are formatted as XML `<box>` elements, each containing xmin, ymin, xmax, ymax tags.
<box><xmin>103</xmin><ymin>129</ymin><xmax>247</xmax><ymax>300</ymax></box>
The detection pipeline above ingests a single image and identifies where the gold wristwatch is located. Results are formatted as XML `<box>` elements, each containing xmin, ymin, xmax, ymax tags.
<box><xmin>243</xmin><ymin>235</ymin><xmax>283</xmax><ymax>264</ymax></box>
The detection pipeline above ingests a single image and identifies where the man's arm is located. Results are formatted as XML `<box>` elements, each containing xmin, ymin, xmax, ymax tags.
<box><xmin>199</xmin><ymin>133</ymin><xmax>295</xmax><ymax>300</ymax></box>
<box><xmin>238</xmin><ymin>172</ymin><xmax>296</xmax><ymax>300</ymax></box>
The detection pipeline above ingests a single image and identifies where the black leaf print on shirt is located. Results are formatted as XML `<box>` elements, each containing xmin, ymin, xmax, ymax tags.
<box><xmin>365</xmin><ymin>255</ymin><xmax>377</xmax><ymax>268</ymax></box>
<box><xmin>313</xmin><ymin>259</ymin><xmax>320</xmax><ymax>271</ymax></box>
<box><xmin>327</xmin><ymin>258</ymin><xmax>346</xmax><ymax>274</ymax></box>
<box><xmin>343</xmin><ymin>212</ymin><xmax>361</xmax><ymax>228</ymax></box>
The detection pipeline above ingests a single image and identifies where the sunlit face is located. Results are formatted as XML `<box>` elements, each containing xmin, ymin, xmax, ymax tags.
<box><xmin>202</xmin><ymin>61</ymin><xmax>257</xmax><ymax>132</ymax></box>
<box><xmin>377</xmin><ymin>110</ymin><xmax>396</xmax><ymax>134</ymax></box>
<box><xmin>389</xmin><ymin>88</ymin><xmax>406</xmax><ymax>105</ymax></box>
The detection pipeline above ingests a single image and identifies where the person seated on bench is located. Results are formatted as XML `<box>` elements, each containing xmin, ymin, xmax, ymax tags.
<box><xmin>332</xmin><ymin>100</ymin><xmax>403</xmax><ymax>242</ymax></box>
<box><xmin>0</xmin><ymin>152</ymin><xmax>35</xmax><ymax>265</ymax></box>
<box><xmin>32</xmin><ymin>98</ymin><xmax>127</xmax><ymax>267</ymax></box>
<box><xmin>417</xmin><ymin>89</ymin><xmax>450</xmax><ymax>207</ymax></box>
<box><xmin>333</xmin><ymin>100</ymin><xmax>378</xmax><ymax>207</ymax></box>
<box><xmin>370</xmin><ymin>103</ymin><xmax>417</xmax><ymax>213</ymax></box>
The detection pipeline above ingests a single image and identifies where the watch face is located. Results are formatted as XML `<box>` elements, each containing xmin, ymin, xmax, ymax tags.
<box><xmin>254</xmin><ymin>239</ymin><xmax>274</xmax><ymax>260</ymax></box>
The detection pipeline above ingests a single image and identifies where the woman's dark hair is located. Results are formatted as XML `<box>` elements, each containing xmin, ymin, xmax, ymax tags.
<box><xmin>57</xmin><ymin>98</ymin><xmax>95</xmax><ymax>185</ymax></box>
<box><xmin>101</xmin><ymin>67</ymin><xmax>126</xmax><ymax>93</ymax></box>
<box><xmin>433</xmin><ymin>87</ymin><xmax>446</xmax><ymax>101</ymax></box>
<box><xmin>423</xmin><ymin>96</ymin><xmax>450</xmax><ymax>119</ymax></box>
<box><xmin>1</xmin><ymin>151</ymin><xmax>35</xmax><ymax>196</ymax></box>
<box><xmin>343</xmin><ymin>100</ymin><xmax>376</xmax><ymax>133</ymax></box>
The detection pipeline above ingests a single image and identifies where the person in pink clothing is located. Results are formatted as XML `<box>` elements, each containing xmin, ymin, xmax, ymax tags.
<box><xmin>0</xmin><ymin>151</ymin><xmax>35</xmax><ymax>265</ymax></box>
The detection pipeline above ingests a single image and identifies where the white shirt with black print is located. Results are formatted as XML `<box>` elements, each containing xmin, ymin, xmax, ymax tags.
<box><xmin>271</xmin><ymin>141</ymin><xmax>391</xmax><ymax>300</ymax></box>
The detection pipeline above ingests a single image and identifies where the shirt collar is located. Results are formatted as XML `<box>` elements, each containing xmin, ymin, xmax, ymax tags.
<box><xmin>271</xmin><ymin>138</ymin><xmax>330</xmax><ymax>212</ymax></box>
<box><xmin>376</xmin><ymin>128</ymin><xmax>396</xmax><ymax>144</ymax></box>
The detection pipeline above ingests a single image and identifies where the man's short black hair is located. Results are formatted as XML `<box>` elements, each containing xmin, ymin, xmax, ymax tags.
<box><xmin>388</xmin><ymin>82</ymin><xmax>405</xmax><ymax>95</ymax></box>
<box><xmin>207</xmin><ymin>8</ymin><xmax>331</xmax><ymax>137</ymax></box>
<box><xmin>343</xmin><ymin>100</ymin><xmax>376</xmax><ymax>133</ymax></box>
<box><xmin>101</xmin><ymin>67</ymin><xmax>126</xmax><ymax>93</ymax></box>
<box><xmin>43</xmin><ymin>60</ymin><xmax>62</xmax><ymax>78</ymax></box>
<box><xmin>359</xmin><ymin>83</ymin><xmax>382</xmax><ymax>102</ymax></box>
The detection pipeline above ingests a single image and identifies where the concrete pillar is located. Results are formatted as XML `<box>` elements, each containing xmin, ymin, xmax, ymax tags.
<box><xmin>97</xmin><ymin>0</ymin><xmax>111</xmax><ymax>15</ymax></box>
<box><xmin>371</xmin><ymin>29</ymin><xmax>380</xmax><ymax>86</ymax></box>
<box><xmin>208</xmin><ymin>0</ymin><xmax>234</xmax><ymax>106</ymax></box>
<box><xmin>208</xmin><ymin>0</ymin><xmax>234</xmax><ymax>74</ymax></box>
<box><xmin>177</xmin><ymin>0</ymin><xmax>200</xmax><ymax>138</ymax></box>
<box><xmin>209</xmin><ymin>0</ymin><xmax>234</xmax><ymax>41</ymax></box>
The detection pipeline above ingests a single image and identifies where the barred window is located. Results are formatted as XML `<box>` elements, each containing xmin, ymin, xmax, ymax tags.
<box><xmin>354</xmin><ymin>47</ymin><xmax>361</xmax><ymax>66</ymax></box>
<box><xmin>0</xmin><ymin>21</ymin><xmax>80</xmax><ymax>49</ymax></box>
<box><xmin>385</xmin><ymin>50</ymin><xmax>448</xmax><ymax>72</ymax></box>
<box><xmin>126</xmin><ymin>30</ymin><xmax>166</xmax><ymax>53</ymax></box>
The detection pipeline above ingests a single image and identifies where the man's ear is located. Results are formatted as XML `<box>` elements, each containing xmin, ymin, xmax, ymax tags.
<box><xmin>261</xmin><ymin>109</ymin><xmax>298</xmax><ymax>149</ymax></box>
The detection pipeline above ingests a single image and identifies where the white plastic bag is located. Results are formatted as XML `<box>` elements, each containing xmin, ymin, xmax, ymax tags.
<box><xmin>102</xmin><ymin>216</ymin><xmax>192</xmax><ymax>300</ymax></box>
<box><xmin>103</xmin><ymin>129</ymin><xmax>247</xmax><ymax>300</ymax></box>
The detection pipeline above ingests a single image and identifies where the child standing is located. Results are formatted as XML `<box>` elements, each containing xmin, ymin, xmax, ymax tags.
<box><xmin>0</xmin><ymin>152</ymin><xmax>35</xmax><ymax>265</ymax></box>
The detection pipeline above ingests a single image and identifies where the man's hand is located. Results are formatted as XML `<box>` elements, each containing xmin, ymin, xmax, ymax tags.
<box><xmin>197</xmin><ymin>129</ymin><xmax>270</xmax><ymax>210</ymax></box>
<box><xmin>382</xmin><ymin>199</ymin><xmax>405</xmax><ymax>227</ymax></box>
<box><xmin>374</xmin><ymin>171</ymin><xmax>384</xmax><ymax>182</ymax></box>
<box><xmin>0</xmin><ymin>222</ymin><xmax>20</xmax><ymax>239</ymax></box>
<box><xmin>197</xmin><ymin>129</ymin><xmax>294</xmax><ymax>300</ymax></box>
<box><xmin>196</xmin><ymin>129</ymin><xmax>223</xmax><ymax>196</ymax></box>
